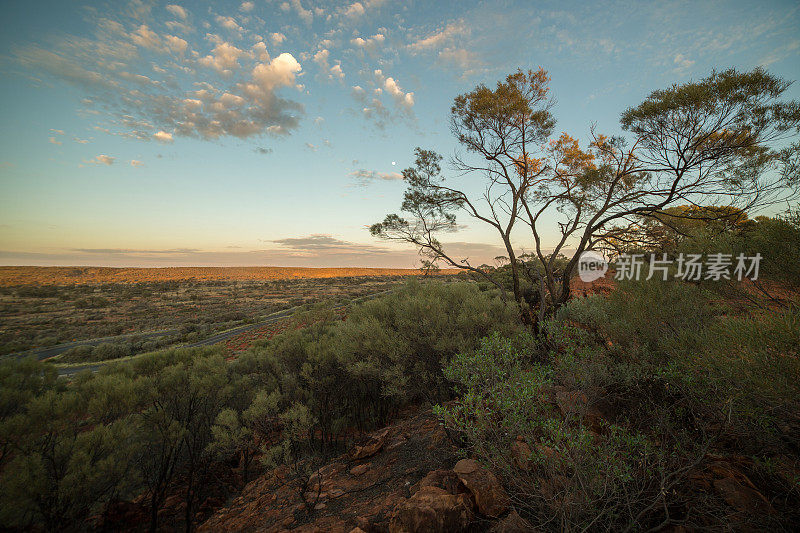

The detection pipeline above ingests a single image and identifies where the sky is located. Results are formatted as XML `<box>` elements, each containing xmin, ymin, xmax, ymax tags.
<box><xmin>0</xmin><ymin>0</ymin><xmax>798</xmax><ymax>268</ymax></box>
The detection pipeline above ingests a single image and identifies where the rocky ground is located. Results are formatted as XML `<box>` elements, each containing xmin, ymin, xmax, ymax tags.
<box><xmin>196</xmin><ymin>386</ymin><xmax>793</xmax><ymax>532</ymax></box>
<box><xmin>199</xmin><ymin>408</ymin><xmax>529</xmax><ymax>533</ymax></box>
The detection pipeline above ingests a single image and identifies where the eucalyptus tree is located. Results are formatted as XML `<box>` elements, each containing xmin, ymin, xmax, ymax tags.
<box><xmin>371</xmin><ymin>67</ymin><xmax>800</xmax><ymax>323</ymax></box>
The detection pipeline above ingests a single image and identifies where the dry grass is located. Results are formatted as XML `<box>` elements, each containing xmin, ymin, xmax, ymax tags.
<box><xmin>0</xmin><ymin>266</ymin><xmax>458</xmax><ymax>286</ymax></box>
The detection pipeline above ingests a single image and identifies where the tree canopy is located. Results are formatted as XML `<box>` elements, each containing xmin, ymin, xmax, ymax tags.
<box><xmin>371</xmin><ymin>67</ymin><xmax>800</xmax><ymax>323</ymax></box>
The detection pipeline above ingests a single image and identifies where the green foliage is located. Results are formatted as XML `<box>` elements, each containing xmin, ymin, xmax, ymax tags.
<box><xmin>437</xmin><ymin>334</ymin><xmax>664</xmax><ymax>531</ymax></box>
<box><xmin>74</xmin><ymin>295</ymin><xmax>110</xmax><ymax>309</ymax></box>
<box><xmin>553</xmin><ymin>278</ymin><xmax>799</xmax><ymax>445</ymax></box>
<box><xmin>0</xmin><ymin>280</ymin><xmax>518</xmax><ymax>530</ymax></box>
<box><xmin>737</xmin><ymin>211</ymin><xmax>800</xmax><ymax>287</ymax></box>
<box><xmin>0</xmin><ymin>383</ymin><xmax>137</xmax><ymax>530</ymax></box>
<box><xmin>438</xmin><ymin>277</ymin><xmax>799</xmax><ymax>530</ymax></box>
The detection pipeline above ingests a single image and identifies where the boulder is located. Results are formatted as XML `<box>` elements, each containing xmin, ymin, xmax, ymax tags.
<box><xmin>453</xmin><ymin>459</ymin><xmax>510</xmax><ymax>518</ymax></box>
<box><xmin>712</xmin><ymin>474</ymin><xmax>773</xmax><ymax>514</ymax></box>
<box><xmin>352</xmin><ymin>428</ymin><xmax>390</xmax><ymax>460</ymax></box>
<box><xmin>692</xmin><ymin>456</ymin><xmax>775</xmax><ymax>515</ymax></box>
<box><xmin>389</xmin><ymin>486</ymin><xmax>472</xmax><ymax>533</ymax></box>
<box><xmin>416</xmin><ymin>469</ymin><xmax>468</xmax><ymax>496</ymax></box>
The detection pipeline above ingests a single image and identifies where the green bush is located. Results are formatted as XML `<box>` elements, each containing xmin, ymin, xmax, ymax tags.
<box><xmin>74</xmin><ymin>296</ymin><xmax>110</xmax><ymax>309</ymax></box>
<box><xmin>437</xmin><ymin>277</ymin><xmax>800</xmax><ymax>530</ymax></box>
<box><xmin>436</xmin><ymin>334</ymin><xmax>673</xmax><ymax>531</ymax></box>
<box><xmin>553</xmin><ymin>278</ymin><xmax>800</xmax><ymax>451</ymax></box>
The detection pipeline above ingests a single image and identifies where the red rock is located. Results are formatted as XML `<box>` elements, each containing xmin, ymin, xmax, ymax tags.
<box><xmin>511</xmin><ymin>440</ymin><xmax>533</xmax><ymax>472</ymax></box>
<box><xmin>452</xmin><ymin>459</ymin><xmax>510</xmax><ymax>518</ymax></box>
<box><xmin>389</xmin><ymin>486</ymin><xmax>472</xmax><ymax>532</ymax></box>
<box><xmin>350</xmin><ymin>463</ymin><xmax>370</xmax><ymax>476</ymax></box>
<box><xmin>352</xmin><ymin>428</ymin><xmax>390</xmax><ymax>460</ymax></box>
<box><xmin>416</xmin><ymin>469</ymin><xmax>468</xmax><ymax>496</ymax></box>
<box><xmin>713</xmin><ymin>476</ymin><xmax>773</xmax><ymax>514</ymax></box>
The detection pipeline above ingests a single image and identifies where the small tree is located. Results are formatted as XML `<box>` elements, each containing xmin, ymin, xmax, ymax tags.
<box><xmin>419</xmin><ymin>259</ymin><xmax>440</xmax><ymax>276</ymax></box>
<box><xmin>371</xmin><ymin>67</ymin><xmax>800</xmax><ymax>324</ymax></box>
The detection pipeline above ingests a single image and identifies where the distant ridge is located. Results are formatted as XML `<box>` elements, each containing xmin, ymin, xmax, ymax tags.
<box><xmin>0</xmin><ymin>266</ymin><xmax>459</xmax><ymax>286</ymax></box>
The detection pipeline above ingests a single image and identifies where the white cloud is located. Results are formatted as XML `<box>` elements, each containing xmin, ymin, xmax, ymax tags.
<box><xmin>351</xmin><ymin>33</ymin><xmax>385</xmax><ymax>50</ymax></box>
<box><xmin>437</xmin><ymin>47</ymin><xmax>482</xmax><ymax>73</ymax></box>
<box><xmin>330</xmin><ymin>63</ymin><xmax>344</xmax><ymax>80</ymax></box>
<box><xmin>199</xmin><ymin>42</ymin><xmax>245</xmax><ymax>72</ymax></box>
<box><xmin>673</xmin><ymin>53</ymin><xmax>695</xmax><ymax>74</ymax></box>
<box><xmin>247</xmin><ymin>53</ymin><xmax>302</xmax><ymax>92</ymax></box>
<box><xmin>408</xmin><ymin>21</ymin><xmax>468</xmax><ymax>51</ymax></box>
<box><xmin>383</xmin><ymin>75</ymin><xmax>414</xmax><ymax>108</ymax></box>
<box><xmin>252</xmin><ymin>41</ymin><xmax>270</xmax><ymax>62</ymax></box>
<box><xmin>350</xmin><ymin>168</ymin><xmax>403</xmax><ymax>186</ymax></box>
<box><xmin>87</xmin><ymin>154</ymin><xmax>115</xmax><ymax>165</ymax></box>
<box><xmin>153</xmin><ymin>131</ymin><xmax>174</xmax><ymax>143</ymax></box>
<box><xmin>165</xmin><ymin>4</ymin><xmax>188</xmax><ymax>20</ymax></box>
<box><xmin>14</xmin><ymin>8</ymin><xmax>306</xmax><ymax>144</ymax></box>
<box><xmin>215</xmin><ymin>15</ymin><xmax>244</xmax><ymax>33</ymax></box>
<box><xmin>353</xmin><ymin>71</ymin><xmax>415</xmax><ymax>127</ymax></box>
<box><xmin>313</xmin><ymin>48</ymin><xmax>330</xmax><ymax>68</ymax></box>
<box><xmin>48</xmin><ymin>136</ymin><xmax>62</xmax><ymax>145</ymax></box>
<box><xmin>270</xmin><ymin>32</ymin><xmax>286</xmax><ymax>45</ymax></box>
<box><xmin>130</xmin><ymin>24</ymin><xmax>161</xmax><ymax>50</ymax></box>
<box><xmin>240</xmin><ymin>1</ymin><xmax>254</xmax><ymax>12</ymax></box>
<box><xmin>282</xmin><ymin>0</ymin><xmax>313</xmax><ymax>24</ymax></box>
<box><xmin>164</xmin><ymin>35</ymin><xmax>188</xmax><ymax>55</ymax></box>
<box><xmin>130</xmin><ymin>159</ymin><xmax>144</xmax><ymax>167</ymax></box>
<box><xmin>343</xmin><ymin>2</ymin><xmax>365</xmax><ymax>18</ymax></box>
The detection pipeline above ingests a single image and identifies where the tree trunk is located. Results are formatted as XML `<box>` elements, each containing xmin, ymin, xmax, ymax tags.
<box><xmin>149</xmin><ymin>491</ymin><xmax>161</xmax><ymax>533</ymax></box>
<box><xmin>184</xmin><ymin>466</ymin><xmax>195</xmax><ymax>533</ymax></box>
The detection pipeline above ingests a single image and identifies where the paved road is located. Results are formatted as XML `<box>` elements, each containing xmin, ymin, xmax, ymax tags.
<box><xmin>7</xmin><ymin>330</ymin><xmax>180</xmax><ymax>361</ymax></box>
<box><xmin>52</xmin><ymin>289</ymin><xmax>393</xmax><ymax>377</ymax></box>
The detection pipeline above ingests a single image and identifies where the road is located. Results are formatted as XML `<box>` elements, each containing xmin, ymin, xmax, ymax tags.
<box><xmin>7</xmin><ymin>330</ymin><xmax>180</xmax><ymax>361</ymax></box>
<box><xmin>48</xmin><ymin>289</ymin><xmax>393</xmax><ymax>377</ymax></box>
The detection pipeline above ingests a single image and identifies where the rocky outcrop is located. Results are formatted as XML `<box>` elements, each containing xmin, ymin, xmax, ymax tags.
<box><xmin>351</xmin><ymin>428</ymin><xmax>390</xmax><ymax>460</ymax></box>
<box><xmin>389</xmin><ymin>486</ymin><xmax>473</xmax><ymax>532</ymax></box>
<box><xmin>200</xmin><ymin>407</ymin><xmax>533</xmax><ymax>532</ymax></box>
<box><xmin>691</xmin><ymin>455</ymin><xmax>775</xmax><ymax>516</ymax></box>
<box><xmin>452</xmin><ymin>459</ymin><xmax>510</xmax><ymax>518</ymax></box>
<box><xmin>199</xmin><ymin>409</ymin><xmax>464</xmax><ymax>532</ymax></box>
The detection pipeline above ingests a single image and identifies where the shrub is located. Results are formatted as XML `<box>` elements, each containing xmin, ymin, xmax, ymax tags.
<box><xmin>74</xmin><ymin>296</ymin><xmax>110</xmax><ymax>309</ymax></box>
<box><xmin>438</xmin><ymin>278</ymin><xmax>800</xmax><ymax>530</ymax></box>
<box><xmin>553</xmin><ymin>278</ymin><xmax>800</xmax><ymax>452</ymax></box>
<box><xmin>436</xmin><ymin>334</ymin><xmax>677</xmax><ymax>532</ymax></box>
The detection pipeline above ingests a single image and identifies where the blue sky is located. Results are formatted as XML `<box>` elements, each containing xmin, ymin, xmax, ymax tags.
<box><xmin>1</xmin><ymin>0</ymin><xmax>798</xmax><ymax>267</ymax></box>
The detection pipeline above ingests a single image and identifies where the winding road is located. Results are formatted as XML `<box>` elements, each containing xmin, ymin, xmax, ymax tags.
<box><xmin>4</xmin><ymin>288</ymin><xmax>395</xmax><ymax>377</ymax></box>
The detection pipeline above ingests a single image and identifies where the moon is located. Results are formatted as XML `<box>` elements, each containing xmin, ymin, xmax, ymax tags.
<box><xmin>391</xmin><ymin>161</ymin><xmax>396</xmax><ymax>166</ymax></box>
